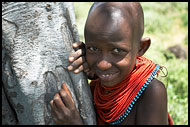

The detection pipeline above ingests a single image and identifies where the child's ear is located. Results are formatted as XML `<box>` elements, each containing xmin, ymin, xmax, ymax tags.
<box><xmin>137</xmin><ymin>37</ymin><xmax>151</xmax><ymax>56</ymax></box>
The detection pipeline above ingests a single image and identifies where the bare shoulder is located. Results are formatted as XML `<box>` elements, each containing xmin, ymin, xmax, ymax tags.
<box><xmin>138</xmin><ymin>78</ymin><xmax>167</xmax><ymax>105</ymax></box>
<box><xmin>144</xmin><ymin>78</ymin><xmax>167</xmax><ymax>97</ymax></box>
<box><xmin>136</xmin><ymin>78</ymin><xmax>168</xmax><ymax>125</ymax></box>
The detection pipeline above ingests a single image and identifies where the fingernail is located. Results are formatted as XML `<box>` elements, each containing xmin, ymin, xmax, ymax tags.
<box><xmin>68</xmin><ymin>66</ymin><xmax>73</xmax><ymax>71</ymax></box>
<box><xmin>74</xmin><ymin>69</ymin><xmax>79</xmax><ymax>73</ymax></box>
<box><xmin>69</xmin><ymin>57</ymin><xmax>74</xmax><ymax>62</ymax></box>
<box><xmin>73</xmin><ymin>43</ymin><xmax>77</xmax><ymax>47</ymax></box>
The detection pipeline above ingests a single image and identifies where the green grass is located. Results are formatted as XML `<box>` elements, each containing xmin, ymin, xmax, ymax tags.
<box><xmin>141</xmin><ymin>3</ymin><xmax>188</xmax><ymax>125</ymax></box>
<box><xmin>73</xmin><ymin>2</ymin><xmax>188</xmax><ymax>125</ymax></box>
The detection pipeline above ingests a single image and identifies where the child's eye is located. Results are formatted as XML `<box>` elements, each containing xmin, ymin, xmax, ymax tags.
<box><xmin>88</xmin><ymin>46</ymin><xmax>99</xmax><ymax>52</ymax></box>
<box><xmin>113</xmin><ymin>48</ymin><xmax>124</xmax><ymax>53</ymax></box>
<box><xmin>112</xmin><ymin>48</ymin><xmax>127</xmax><ymax>56</ymax></box>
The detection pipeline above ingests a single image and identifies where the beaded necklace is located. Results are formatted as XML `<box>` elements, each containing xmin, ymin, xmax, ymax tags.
<box><xmin>93</xmin><ymin>56</ymin><xmax>161</xmax><ymax>124</ymax></box>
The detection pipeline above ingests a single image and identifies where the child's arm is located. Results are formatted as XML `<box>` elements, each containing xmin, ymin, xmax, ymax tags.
<box><xmin>67</xmin><ymin>42</ymin><xmax>98</xmax><ymax>80</ymax></box>
<box><xmin>136</xmin><ymin>79</ymin><xmax>168</xmax><ymax>125</ymax></box>
<box><xmin>50</xmin><ymin>83</ymin><xmax>83</xmax><ymax>125</ymax></box>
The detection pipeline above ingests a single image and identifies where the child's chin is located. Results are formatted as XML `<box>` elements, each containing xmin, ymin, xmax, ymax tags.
<box><xmin>100</xmin><ymin>80</ymin><xmax>118</xmax><ymax>88</ymax></box>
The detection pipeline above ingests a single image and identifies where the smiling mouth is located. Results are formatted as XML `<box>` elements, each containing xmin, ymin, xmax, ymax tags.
<box><xmin>97</xmin><ymin>72</ymin><xmax>120</xmax><ymax>81</ymax></box>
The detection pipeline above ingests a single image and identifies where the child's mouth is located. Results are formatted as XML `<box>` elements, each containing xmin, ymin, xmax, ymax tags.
<box><xmin>97</xmin><ymin>72</ymin><xmax>120</xmax><ymax>82</ymax></box>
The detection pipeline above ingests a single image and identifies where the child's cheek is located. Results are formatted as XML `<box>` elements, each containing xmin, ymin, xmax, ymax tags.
<box><xmin>86</xmin><ymin>54</ymin><xmax>95</xmax><ymax>68</ymax></box>
<box><xmin>116</xmin><ymin>56</ymin><xmax>136</xmax><ymax>74</ymax></box>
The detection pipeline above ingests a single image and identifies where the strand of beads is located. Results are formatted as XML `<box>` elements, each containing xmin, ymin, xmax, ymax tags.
<box><xmin>109</xmin><ymin>64</ymin><xmax>160</xmax><ymax>125</ymax></box>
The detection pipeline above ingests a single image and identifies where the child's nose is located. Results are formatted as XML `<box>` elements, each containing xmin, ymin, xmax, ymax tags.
<box><xmin>96</xmin><ymin>60</ymin><xmax>112</xmax><ymax>71</ymax></box>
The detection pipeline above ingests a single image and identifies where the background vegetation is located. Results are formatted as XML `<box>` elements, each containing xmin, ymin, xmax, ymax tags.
<box><xmin>73</xmin><ymin>2</ymin><xmax>188</xmax><ymax>125</ymax></box>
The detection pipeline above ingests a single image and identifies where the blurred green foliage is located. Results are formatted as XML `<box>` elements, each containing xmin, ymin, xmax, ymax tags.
<box><xmin>73</xmin><ymin>2</ymin><xmax>188</xmax><ymax>125</ymax></box>
<box><xmin>74</xmin><ymin>2</ymin><xmax>93</xmax><ymax>42</ymax></box>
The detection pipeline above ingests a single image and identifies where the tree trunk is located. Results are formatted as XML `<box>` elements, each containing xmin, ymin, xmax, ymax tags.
<box><xmin>2</xmin><ymin>2</ymin><xmax>96</xmax><ymax>125</ymax></box>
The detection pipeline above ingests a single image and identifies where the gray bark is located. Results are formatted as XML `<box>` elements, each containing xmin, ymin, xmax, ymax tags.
<box><xmin>2</xmin><ymin>2</ymin><xmax>96</xmax><ymax>125</ymax></box>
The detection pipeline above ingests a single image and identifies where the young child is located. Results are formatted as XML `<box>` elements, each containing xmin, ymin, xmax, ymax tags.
<box><xmin>50</xmin><ymin>2</ymin><xmax>173</xmax><ymax>125</ymax></box>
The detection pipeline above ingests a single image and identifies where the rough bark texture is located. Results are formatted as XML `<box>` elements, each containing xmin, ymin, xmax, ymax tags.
<box><xmin>2</xmin><ymin>2</ymin><xmax>96</xmax><ymax>125</ymax></box>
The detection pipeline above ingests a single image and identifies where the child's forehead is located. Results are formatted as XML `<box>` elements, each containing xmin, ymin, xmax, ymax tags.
<box><xmin>86</xmin><ymin>2</ymin><xmax>144</xmax><ymax>42</ymax></box>
<box><xmin>85</xmin><ymin>18</ymin><xmax>133</xmax><ymax>41</ymax></box>
<box><xmin>85</xmin><ymin>3</ymin><xmax>136</xmax><ymax>42</ymax></box>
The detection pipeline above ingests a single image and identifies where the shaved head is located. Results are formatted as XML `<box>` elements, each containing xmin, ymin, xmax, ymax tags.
<box><xmin>85</xmin><ymin>2</ymin><xmax>144</xmax><ymax>44</ymax></box>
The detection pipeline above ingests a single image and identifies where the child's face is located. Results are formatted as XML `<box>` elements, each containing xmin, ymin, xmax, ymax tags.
<box><xmin>85</xmin><ymin>14</ymin><xmax>139</xmax><ymax>87</ymax></box>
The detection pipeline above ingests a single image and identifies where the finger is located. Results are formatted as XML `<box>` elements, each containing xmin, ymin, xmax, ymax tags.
<box><xmin>50</xmin><ymin>101</ymin><xmax>57</xmax><ymax>117</ymax></box>
<box><xmin>61</xmin><ymin>83</ymin><xmax>74</xmax><ymax>104</ymax></box>
<box><xmin>72</xmin><ymin>42</ymin><xmax>85</xmax><ymax>49</ymax></box>
<box><xmin>74</xmin><ymin>62</ymin><xmax>89</xmax><ymax>74</ymax></box>
<box><xmin>68</xmin><ymin>56</ymin><xmax>86</xmax><ymax>71</ymax></box>
<box><xmin>53</xmin><ymin>93</ymin><xmax>67</xmax><ymax>112</ymax></box>
<box><xmin>50</xmin><ymin>100</ymin><xmax>61</xmax><ymax>117</ymax></box>
<box><xmin>72</xmin><ymin>42</ymin><xmax>82</xmax><ymax>48</ymax></box>
<box><xmin>68</xmin><ymin>49</ymin><xmax>82</xmax><ymax>63</ymax></box>
<box><xmin>68</xmin><ymin>49</ymin><xmax>85</xmax><ymax>63</ymax></box>
<box><xmin>59</xmin><ymin>87</ymin><xmax>74</xmax><ymax>108</ymax></box>
<box><xmin>68</xmin><ymin>56</ymin><xmax>88</xmax><ymax>71</ymax></box>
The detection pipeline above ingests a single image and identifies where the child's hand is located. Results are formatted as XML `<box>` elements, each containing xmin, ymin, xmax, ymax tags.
<box><xmin>50</xmin><ymin>83</ymin><xmax>83</xmax><ymax>125</ymax></box>
<box><xmin>67</xmin><ymin>42</ymin><xmax>90</xmax><ymax>74</ymax></box>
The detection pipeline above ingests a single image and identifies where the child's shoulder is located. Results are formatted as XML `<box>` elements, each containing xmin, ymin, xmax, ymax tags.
<box><xmin>136</xmin><ymin>78</ymin><xmax>168</xmax><ymax>123</ymax></box>
<box><xmin>145</xmin><ymin>78</ymin><xmax>166</xmax><ymax>96</ymax></box>
<box><xmin>135</xmin><ymin>78</ymin><xmax>168</xmax><ymax>124</ymax></box>
<box><xmin>138</xmin><ymin>78</ymin><xmax>167</xmax><ymax>104</ymax></box>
